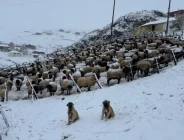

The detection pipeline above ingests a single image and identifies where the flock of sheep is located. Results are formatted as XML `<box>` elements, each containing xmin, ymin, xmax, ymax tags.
<box><xmin>0</xmin><ymin>36</ymin><xmax>184</xmax><ymax>102</ymax></box>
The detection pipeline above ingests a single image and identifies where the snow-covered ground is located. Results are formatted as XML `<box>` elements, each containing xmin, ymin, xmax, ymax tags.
<box><xmin>0</xmin><ymin>51</ymin><xmax>47</xmax><ymax>68</ymax></box>
<box><xmin>1</xmin><ymin>60</ymin><xmax>184</xmax><ymax>140</ymax></box>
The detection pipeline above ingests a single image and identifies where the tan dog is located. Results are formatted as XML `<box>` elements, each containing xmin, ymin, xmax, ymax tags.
<box><xmin>101</xmin><ymin>100</ymin><xmax>115</xmax><ymax>121</ymax></box>
<box><xmin>67</xmin><ymin>102</ymin><xmax>79</xmax><ymax>125</ymax></box>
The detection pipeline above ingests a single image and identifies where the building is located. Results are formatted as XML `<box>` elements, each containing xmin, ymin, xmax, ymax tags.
<box><xmin>0</xmin><ymin>44</ymin><xmax>11</xmax><ymax>52</ymax></box>
<box><xmin>135</xmin><ymin>17</ymin><xmax>176</xmax><ymax>36</ymax></box>
<box><xmin>32</xmin><ymin>51</ymin><xmax>45</xmax><ymax>55</ymax></box>
<box><xmin>169</xmin><ymin>10</ymin><xmax>184</xmax><ymax>17</ymax></box>
<box><xmin>8</xmin><ymin>51</ymin><xmax>21</xmax><ymax>56</ymax></box>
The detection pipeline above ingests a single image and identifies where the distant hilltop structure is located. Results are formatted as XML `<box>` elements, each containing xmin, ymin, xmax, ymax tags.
<box><xmin>136</xmin><ymin>9</ymin><xmax>184</xmax><ymax>37</ymax></box>
<box><xmin>169</xmin><ymin>9</ymin><xmax>184</xmax><ymax>17</ymax></box>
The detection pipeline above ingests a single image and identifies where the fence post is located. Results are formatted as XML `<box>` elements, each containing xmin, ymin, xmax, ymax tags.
<box><xmin>171</xmin><ymin>49</ymin><xmax>177</xmax><ymax>65</ymax></box>
<box><xmin>155</xmin><ymin>57</ymin><xmax>160</xmax><ymax>74</ymax></box>
<box><xmin>69</xmin><ymin>74</ymin><xmax>82</xmax><ymax>93</ymax></box>
<box><xmin>26</xmin><ymin>76</ymin><xmax>38</xmax><ymax>100</ymax></box>
<box><xmin>93</xmin><ymin>73</ymin><xmax>103</xmax><ymax>89</ymax></box>
<box><xmin>4</xmin><ymin>82</ymin><xmax>8</xmax><ymax>103</ymax></box>
<box><xmin>129</xmin><ymin>63</ymin><xmax>134</xmax><ymax>80</ymax></box>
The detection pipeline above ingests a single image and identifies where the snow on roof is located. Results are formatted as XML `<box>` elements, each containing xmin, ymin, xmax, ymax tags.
<box><xmin>0</xmin><ymin>44</ymin><xmax>9</xmax><ymax>47</ymax></box>
<box><xmin>141</xmin><ymin>17</ymin><xmax>176</xmax><ymax>27</ymax></box>
<box><xmin>10</xmin><ymin>51</ymin><xmax>20</xmax><ymax>53</ymax></box>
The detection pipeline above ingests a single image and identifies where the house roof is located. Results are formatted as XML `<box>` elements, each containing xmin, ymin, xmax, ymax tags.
<box><xmin>0</xmin><ymin>44</ymin><xmax>9</xmax><ymax>47</ymax></box>
<box><xmin>141</xmin><ymin>17</ymin><xmax>176</xmax><ymax>27</ymax></box>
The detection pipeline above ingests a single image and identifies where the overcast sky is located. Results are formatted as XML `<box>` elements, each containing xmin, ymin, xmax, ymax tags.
<box><xmin>0</xmin><ymin>0</ymin><xmax>183</xmax><ymax>31</ymax></box>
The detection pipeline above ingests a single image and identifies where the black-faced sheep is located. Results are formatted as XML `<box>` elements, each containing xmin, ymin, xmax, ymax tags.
<box><xmin>27</xmin><ymin>82</ymin><xmax>39</xmax><ymax>99</ymax></box>
<box><xmin>46</xmin><ymin>82</ymin><xmax>57</xmax><ymax>96</ymax></box>
<box><xmin>37</xmin><ymin>77</ymin><xmax>53</xmax><ymax>94</ymax></box>
<box><xmin>60</xmin><ymin>76</ymin><xmax>73</xmax><ymax>95</ymax></box>
<box><xmin>49</xmin><ymin>67</ymin><xmax>59</xmax><ymax>81</ymax></box>
<box><xmin>15</xmin><ymin>78</ymin><xmax>23</xmax><ymax>91</ymax></box>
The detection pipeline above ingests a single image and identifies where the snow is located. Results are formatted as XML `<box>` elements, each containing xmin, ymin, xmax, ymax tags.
<box><xmin>0</xmin><ymin>44</ymin><xmax>9</xmax><ymax>47</ymax></box>
<box><xmin>141</xmin><ymin>17</ymin><xmax>176</xmax><ymax>27</ymax></box>
<box><xmin>0</xmin><ymin>52</ymin><xmax>40</xmax><ymax>67</ymax></box>
<box><xmin>1</xmin><ymin>60</ymin><xmax>184</xmax><ymax>139</ymax></box>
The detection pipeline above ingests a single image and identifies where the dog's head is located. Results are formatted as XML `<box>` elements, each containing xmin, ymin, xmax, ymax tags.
<box><xmin>103</xmin><ymin>100</ymin><xmax>110</xmax><ymax>109</ymax></box>
<box><xmin>67</xmin><ymin>102</ymin><xmax>74</xmax><ymax>110</ymax></box>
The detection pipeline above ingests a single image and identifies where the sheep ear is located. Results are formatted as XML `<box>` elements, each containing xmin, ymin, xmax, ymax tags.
<box><xmin>67</xmin><ymin>103</ymin><xmax>69</xmax><ymax>106</ymax></box>
<box><xmin>108</xmin><ymin>101</ymin><xmax>110</xmax><ymax>104</ymax></box>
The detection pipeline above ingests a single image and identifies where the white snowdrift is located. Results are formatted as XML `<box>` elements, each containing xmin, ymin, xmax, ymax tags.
<box><xmin>1</xmin><ymin>60</ymin><xmax>184</xmax><ymax>139</ymax></box>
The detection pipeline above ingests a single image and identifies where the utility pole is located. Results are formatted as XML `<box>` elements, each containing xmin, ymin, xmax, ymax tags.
<box><xmin>165</xmin><ymin>0</ymin><xmax>171</xmax><ymax>36</ymax></box>
<box><xmin>111</xmin><ymin>0</ymin><xmax>116</xmax><ymax>41</ymax></box>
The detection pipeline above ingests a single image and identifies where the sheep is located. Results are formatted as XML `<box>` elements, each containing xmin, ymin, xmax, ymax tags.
<box><xmin>147</xmin><ymin>43</ymin><xmax>158</xmax><ymax>50</ymax></box>
<box><xmin>119</xmin><ymin>59</ymin><xmax>132</xmax><ymax>68</ymax></box>
<box><xmin>54</xmin><ymin>61</ymin><xmax>65</xmax><ymax>72</ymax></box>
<box><xmin>144</xmin><ymin>49</ymin><xmax>160</xmax><ymax>58</ymax></box>
<box><xmin>0</xmin><ymin>88</ymin><xmax>6</xmax><ymax>102</ymax></box>
<box><xmin>15</xmin><ymin>78</ymin><xmax>23</xmax><ymax>91</ymax></box>
<box><xmin>26</xmin><ymin>66</ymin><xmax>37</xmax><ymax>76</ymax></box>
<box><xmin>63</xmin><ymin>69</ymin><xmax>73</xmax><ymax>79</ymax></box>
<box><xmin>0</xmin><ymin>77</ymin><xmax>5</xmax><ymax>85</ymax></box>
<box><xmin>125</xmin><ymin>44</ymin><xmax>132</xmax><ymax>51</ymax></box>
<box><xmin>49</xmin><ymin>67</ymin><xmax>59</xmax><ymax>81</ymax></box>
<box><xmin>81</xmin><ymin>66</ymin><xmax>93</xmax><ymax>75</ymax></box>
<box><xmin>27</xmin><ymin>82</ymin><xmax>39</xmax><ymax>99</ymax></box>
<box><xmin>77</xmin><ymin>75</ymin><xmax>96</xmax><ymax>91</ymax></box>
<box><xmin>111</xmin><ymin>62</ymin><xmax>120</xmax><ymax>69</ymax></box>
<box><xmin>67</xmin><ymin>63</ymin><xmax>75</xmax><ymax>70</ymax></box>
<box><xmin>46</xmin><ymin>82</ymin><xmax>58</xmax><ymax>96</ymax></box>
<box><xmin>116</xmin><ymin>51</ymin><xmax>124</xmax><ymax>58</ymax></box>
<box><xmin>137</xmin><ymin>43</ymin><xmax>147</xmax><ymax>51</ymax></box>
<box><xmin>60</xmin><ymin>76</ymin><xmax>73</xmax><ymax>95</ymax></box>
<box><xmin>136</xmin><ymin>60</ymin><xmax>151</xmax><ymax>77</ymax></box>
<box><xmin>17</xmin><ymin>74</ymin><xmax>24</xmax><ymax>82</ymax></box>
<box><xmin>105</xmin><ymin>49</ymin><xmax>115</xmax><ymax>58</ymax></box>
<box><xmin>72</xmin><ymin>70</ymin><xmax>84</xmax><ymax>82</ymax></box>
<box><xmin>0</xmin><ymin>71</ymin><xmax>9</xmax><ymax>78</ymax></box>
<box><xmin>45</xmin><ymin>61</ymin><xmax>54</xmax><ymax>70</ymax></box>
<box><xmin>37</xmin><ymin>77</ymin><xmax>53</xmax><ymax>94</ymax></box>
<box><xmin>106</xmin><ymin>69</ymin><xmax>125</xmax><ymax>85</ymax></box>
<box><xmin>92</xmin><ymin>65</ymin><xmax>109</xmax><ymax>79</ymax></box>
<box><xmin>26</xmin><ymin>73</ymin><xmax>42</xmax><ymax>87</ymax></box>
<box><xmin>42</xmin><ymin>71</ymin><xmax>52</xmax><ymax>80</ymax></box>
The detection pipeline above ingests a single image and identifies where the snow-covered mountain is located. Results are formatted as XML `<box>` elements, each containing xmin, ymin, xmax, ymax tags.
<box><xmin>69</xmin><ymin>10</ymin><xmax>167</xmax><ymax>48</ymax></box>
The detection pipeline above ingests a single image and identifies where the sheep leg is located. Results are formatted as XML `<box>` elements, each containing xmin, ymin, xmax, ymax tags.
<box><xmin>61</xmin><ymin>89</ymin><xmax>64</xmax><ymax>95</ymax></box>
<box><xmin>1</xmin><ymin>97</ymin><xmax>4</xmax><ymax>102</ymax></box>
<box><xmin>140</xmin><ymin>70</ymin><xmax>143</xmax><ymax>78</ymax></box>
<box><xmin>88</xmin><ymin>87</ymin><xmax>91</xmax><ymax>91</ymax></box>
<box><xmin>68</xmin><ymin>89</ymin><xmax>71</xmax><ymax>95</ymax></box>
<box><xmin>118</xmin><ymin>78</ymin><xmax>121</xmax><ymax>84</ymax></box>
<box><xmin>107</xmin><ymin>79</ymin><xmax>111</xmax><ymax>86</ymax></box>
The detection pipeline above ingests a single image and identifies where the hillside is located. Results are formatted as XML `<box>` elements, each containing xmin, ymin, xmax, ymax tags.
<box><xmin>1</xmin><ymin>60</ymin><xmax>184</xmax><ymax>140</ymax></box>
<box><xmin>69</xmin><ymin>10</ymin><xmax>167</xmax><ymax>48</ymax></box>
